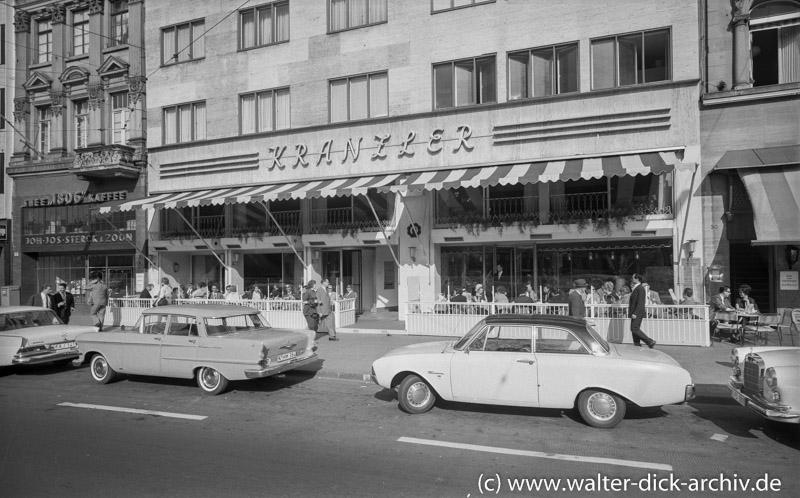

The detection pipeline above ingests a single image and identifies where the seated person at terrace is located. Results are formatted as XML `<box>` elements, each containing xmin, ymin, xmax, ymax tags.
<box><xmin>735</xmin><ymin>284</ymin><xmax>759</xmax><ymax>314</ymax></box>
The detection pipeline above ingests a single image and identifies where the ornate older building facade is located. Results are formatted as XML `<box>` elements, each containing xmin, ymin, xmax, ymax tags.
<box><xmin>8</xmin><ymin>0</ymin><xmax>148</xmax><ymax>302</ymax></box>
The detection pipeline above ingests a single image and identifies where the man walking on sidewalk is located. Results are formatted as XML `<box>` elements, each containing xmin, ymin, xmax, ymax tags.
<box><xmin>86</xmin><ymin>273</ymin><xmax>109</xmax><ymax>332</ymax></box>
<box><xmin>629</xmin><ymin>273</ymin><xmax>656</xmax><ymax>348</ymax></box>
<box><xmin>316</xmin><ymin>279</ymin><xmax>338</xmax><ymax>341</ymax></box>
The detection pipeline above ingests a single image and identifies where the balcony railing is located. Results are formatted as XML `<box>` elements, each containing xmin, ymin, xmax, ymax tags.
<box><xmin>309</xmin><ymin>207</ymin><xmax>391</xmax><ymax>234</ymax></box>
<box><xmin>436</xmin><ymin>191</ymin><xmax>672</xmax><ymax>228</ymax></box>
<box><xmin>154</xmin><ymin>210</ymin><xmax>305</xmax><ymax>241</ymax></box>
<box><xmin>155</xmin><ymin>214</ymin><xmax>225</xmax><ymax>240</ymax></box>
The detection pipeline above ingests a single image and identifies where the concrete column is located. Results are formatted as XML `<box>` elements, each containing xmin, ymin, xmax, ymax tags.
<box><xmin>49</xmin><ymin>7</ymin><xmax>67</xmax><ymax>154</ymax></box>
<box><xmin>731</xmin><ymin>0</ymin><xmax>753</xmax><ymax>90</ymax></box>
<box><xmin>87</xmin><ymin>5</ymin><xmax>105</xmax><ymax>146</ymax></box>
<box><xmin>126</xmin><ymin>0</ymin><xmax>146</xmax><ymax>148</ymax></box>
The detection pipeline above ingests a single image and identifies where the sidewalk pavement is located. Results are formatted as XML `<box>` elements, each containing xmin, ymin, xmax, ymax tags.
<box><xmin>70</xmin><ymin>312</ymin><xmax>739</xmax><ymax>388</ymax></box>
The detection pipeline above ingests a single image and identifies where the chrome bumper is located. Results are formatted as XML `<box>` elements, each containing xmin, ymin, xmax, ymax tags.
<box><xmin>727</xmin><ymin>379</ymin><xmax>800</xmax><ymax>424</ymax></box>
<box><xmin>244</xmin><ymin>353</ymin><xmax>318</xmax><ymax>379</ymax></box>
<box><xmin>684</xmin><ymin>384</ymin><xmax>696</xmax><ymax>402</ymax></box>
<box><xmin>12</xmin><ymin>348</ymin><xmax>80</xmax><ymax>365</ymax></box>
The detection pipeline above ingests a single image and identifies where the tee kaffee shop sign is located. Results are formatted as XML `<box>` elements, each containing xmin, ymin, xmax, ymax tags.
<box><xmin>22</xmin><ymin>190</ymin><xmax>135</xmax><ymax>252</ymax></box>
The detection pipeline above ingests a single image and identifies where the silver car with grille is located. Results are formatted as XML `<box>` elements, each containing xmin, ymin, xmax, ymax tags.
<box><xmin>728</xmin><ymin>346</ymin><xmax>800</xmax><ymax>424</ymax></box>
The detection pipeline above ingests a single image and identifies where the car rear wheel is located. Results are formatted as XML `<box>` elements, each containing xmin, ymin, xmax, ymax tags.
<box><xmin>577</xmin><ymin>389</ymin><xmax>626</xmax><ymax>428</ymax></box>
<box><xmin>90</xmin><ymin>354</ymin><xmax>118</xmax><ymax>384</ymax></box>
<box><xmin>197</xmin><ymin>367</ymin><xmax>229</xmax><ymax>395</ymax></box>
<box><xmin>398</xmin><ymin>374</ymin><xmax>435</xmax><ymax>414</ymax></box>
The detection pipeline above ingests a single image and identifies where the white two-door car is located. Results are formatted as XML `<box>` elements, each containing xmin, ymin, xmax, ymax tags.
<box><xmin>728</xmin><ymin>345</ymin><xmax>800</xmax><ymax>424</ymax></box>
<box><xmin>0</xmin><ymin>306</ymin><xmax>96</xmax><ymax>366</ymax></box>
<box><xmin>74</xmin><ymin>304</ymin><xmax>318</xmax><ymax>394</ymax></box>
<box><xmin>372</xmin><ymin>314</ymin><xmax>695</xmax><ymax>428</ymax></box>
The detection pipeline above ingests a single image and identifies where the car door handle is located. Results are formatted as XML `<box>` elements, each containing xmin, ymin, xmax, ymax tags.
<box><xmin>516</xmin><ymin>359</ymin><xmax>535</xmax><ymax>365</ymax></box>
<box><xmin>189</xmin><ymin>339</ymin><xmax>197</xmax><ymax>344</ymax></box>
<box><xmin>154</xmin><ymin>337</ymin><xmax>162</xmax><ymax>341</ymax></box>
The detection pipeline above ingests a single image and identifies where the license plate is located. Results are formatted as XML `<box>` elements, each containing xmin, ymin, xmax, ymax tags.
<box><xmin>277</xmin><ymin>351</ymin><xmax>297</xmax><ymax>362</ymax></box>
<box><xmin>731</xmin><ymin>389</ymin><xmax>746</xmax><ymax>406</ymax></box>
<box><xmin>52</xmin><ymin>341</ymin><xmax>77</xmax><ymax>350</ymax></box>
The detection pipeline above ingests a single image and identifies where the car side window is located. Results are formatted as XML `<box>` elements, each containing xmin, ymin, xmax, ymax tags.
<box><xmin>142</xmin><ymin>314</ymin><xmax>168</xmax><ymax>335</ymax></box>
<box><xmin>466</xmin><ymin>326</ymin><xmax>489</xmax><ymax>351</ymax></box>
<box><xmin>535</xmin><ymin>327</ymin><xmax>589</xmax><ymax>354</ymax></box>
<box><xmin>166</xmin><ymin>315</ymin><xmax>198</xmax><ymax>336</ymax></box>
<box><xmin>483</xmin><ymin>326</ymin><xmax>532</xmax><ymax>353</ymax></box>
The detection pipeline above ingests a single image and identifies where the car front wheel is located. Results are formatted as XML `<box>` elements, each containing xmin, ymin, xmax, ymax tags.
<box><xmin>197</xmin><ymin>367</ymin><xmax>229</xmax><ymax>395</ymax></box>
<box><xmin>398</xmin><ymin>374</ymin><xmax>435</xmax><ymax>414</ymax></box>
<box><xmin>577</xmin><ymin>389</ymin><xmax>626</xmax><ymax>428</ymax></box>
<box><xmin>90</xmin><ymin>354</ymin><xmax>118</xmax><ymax>384</ymax></box>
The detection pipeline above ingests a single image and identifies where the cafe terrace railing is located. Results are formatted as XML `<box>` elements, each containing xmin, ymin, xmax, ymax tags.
<box><xmin>104</xmin><ymin>297</ymin><xmax>357</xmax><ymax>330</ymax></box>
<box><xmin>405</xmin><ymin>302</ymin><xmax>711</xmax><ymax>347</ymax></box>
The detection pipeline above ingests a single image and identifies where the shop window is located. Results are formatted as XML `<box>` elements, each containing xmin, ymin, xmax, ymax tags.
<box><xmin>72</xmin><ymin>10</ymin><xmax>89</xmax><ymax>56</ymax></box>
<box><xmin>110</xmin><ymin>1</ymin><xmax>129</xmax><ymax>47</ymax></box>
<box><xmin>240</xmin><ymin>88</ymin><xmax>290</xmax><ymax>133</ymax></box>
<box><xmin>330</xmin><ymin>72</ymin><xmax>388</xmax><ymax>123</ymax></box>
<box><xmin>432</xmin><ymin>0</ymin><xmax>494</xmax><ymax>13</ymax></box>
<box><xmin>23</xmin><ymin>205</ymin><xmax>134</xmax><ymax>235</ymax></box>
<box><xmin>591</xmin><ymin>28</ymin><xmax>670</xmax><ymax>90</ymax></box>
<box><xmin>162</xmin><ymin>19</ymin><xmax>205</xmax><ymax>65</ymax></box>
<box><xmin>434</xmin><ymin>55</ymin><xmax>496</xmax><ymax>109</ymax></box>
<box><xmin>240</xmin><ymin>1</ymin><xmax>289</xmax><ymax>50</ymax></box>
<box><xmin>163</xmin><ymin>101</ymin><xmax>206</xmax><ymax>144</ymax></box>
<box><xmin>508</xmin><ymin>43</ymin><xmax>579</xmax><ymax>99</ymax></box>
<box><xmin>329</xmin><ymin>0</ymin><xmax>388</xmax><ymax>33</ymax></box>
<box><xmin>243</xmin><ymin>253</ymin><xmax>296</xmax><ymax>292</ymax></box>
<box><xmin>37</xmin><ymin>20</ymin><xmax>52</xmax><ymax>63</ymax></box>
<box><xmin>750</xmin><ymin>2</ymin><xmax>800</xmax><ymax>86</ymax></box>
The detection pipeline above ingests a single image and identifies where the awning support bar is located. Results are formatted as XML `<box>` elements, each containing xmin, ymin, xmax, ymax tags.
<box><xmin>363</xmin><ymin>195</ymin><xmax>401</xmax><ymax>268</ymax></box>
<box><xmin>172</xmin><ymin>209</ymin><xmax>229</xmax><ymax>270</ymax></box>
<box><xmin>94</xmin><ymin>211</ymin><xmax>157</xmax><ymax>267</ymax></box>
<box><xmin>261</xmin><ymin>201</ymin><xmax>308</xmax><ymax>268</ymax></box>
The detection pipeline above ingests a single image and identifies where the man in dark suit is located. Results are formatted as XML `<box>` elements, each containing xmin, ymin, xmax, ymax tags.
<box><xmin>629</xmin><ymin>273</ymin><xmax>656</xmax><ymax>348</ymax></box>
<box><xmin>27</xmin><ymin>284</ymin><xmax>56</xmax><ymax>310</ymax></box>
<box><xmin>316</xmin><ymin>278</ymin><xmax>337</xmax><ymax>341</ymax></box>
<box><xmin>51</xmin><ymin>282</ymin><xmax>75</xmax><ymax>324</ymax></box>
<box><xmin>568</xmin><ymin>279</ymin><xmax>587</xmax><ymax>319</ymax></box>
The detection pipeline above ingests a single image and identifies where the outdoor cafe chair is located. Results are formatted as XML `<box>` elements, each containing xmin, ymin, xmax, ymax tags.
<box><xmin>777</xmin><ymin>309</ymin><xmax>799</xmax><ymax>346</ymax></box>
<box><xmin>741</xmin><ymin>313</ymin><xmax>781</xmax><ymax>346</ymax></box>
<box><xmin>713</xmin><ymin>311</ymin><xmax>741</xmax><ymax>343</ymax></box>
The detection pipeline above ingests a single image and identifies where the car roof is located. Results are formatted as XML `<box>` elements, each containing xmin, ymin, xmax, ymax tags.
<box><xmin>142</xmin><ymin>304</ymin><xmax>260</xmax><ymax>318</ymax></box>
<box><xmin>0</xmin><ymin>306</ymin><xmax>55</xmax><ymax>314</ymax></box>
<box><xmin>484</xmin><ymin>313</ymin><xmax>588</xmax><ymax>327</ymax></box>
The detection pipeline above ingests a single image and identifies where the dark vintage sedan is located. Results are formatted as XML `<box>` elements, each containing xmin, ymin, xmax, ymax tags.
<box><xmin>372</xmin><ymin>314</ymin><xmax>695</xmax><ymax>428</ymax></box>
<box><xmin>74</xmin><ymin>305</ymin><xmax>318</xmax><ymax>394</ymax></box>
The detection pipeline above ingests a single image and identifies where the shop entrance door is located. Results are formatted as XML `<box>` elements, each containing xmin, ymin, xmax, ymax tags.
<box><xmin>322</xmin><ymin>250</ymin><xmax>363</xmax><ymax>311</ymax></box>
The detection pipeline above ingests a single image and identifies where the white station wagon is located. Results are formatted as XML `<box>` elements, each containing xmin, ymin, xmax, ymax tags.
<box><xmin>74</xmin><ymin>305</ymin><xmax>318</xmax><ymax>394</ymax></box>
<box><xmin>372</xmin><ymin>314</ymin><xmax>695</xmax><ymax>428</ymax></box>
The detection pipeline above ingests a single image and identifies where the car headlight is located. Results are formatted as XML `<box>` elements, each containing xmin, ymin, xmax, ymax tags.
<box><xmin>730</xmin><ymin>348</ymin><xmax>738</xmax><ymax>366</ymax></box>
<box><xmin>765</xmin><ymin>367</ymin><xmax>777</xmax><ymax>389</ymax></box>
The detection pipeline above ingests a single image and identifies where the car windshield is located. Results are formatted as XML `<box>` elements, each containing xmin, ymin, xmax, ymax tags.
<box><xmin>204</xmin><ymin>313</ymin><xmax>271</xmax><ymax>337</ymax></box>
<box><xmin>585</xmin><ymin>323</ymin><xmax>610</xmax><ymax>354</ymax></box>
<box><xmin>453</xmin><ymin>321</ymin><xmax>487</xmax><ymax>350</ymax></box>
<box><xmin>1</xmin><ymin>310</ymin><xmax>63</xmax><ymax>330</ymax></box>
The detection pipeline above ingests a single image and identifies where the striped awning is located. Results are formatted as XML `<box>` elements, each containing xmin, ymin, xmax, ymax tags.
<box><xmin>99</xmin><ymin>174</ymin><xmax>402</xmax><ymax>213</ymax></box>
<box><xmin>738</xmin><ymin>165</ymin><xmax>800</xmax><ymax>245</ymax></box>
<box><xmin>390</xmin><ymin>150</ymin><xmax>683</xmax><ymax>192</ymax></box>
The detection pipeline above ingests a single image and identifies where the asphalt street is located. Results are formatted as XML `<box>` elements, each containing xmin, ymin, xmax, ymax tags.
<box><xmin>0</xmin><ymin>357</ymin><xmax>797</xmax><ymax>498</ymax></box>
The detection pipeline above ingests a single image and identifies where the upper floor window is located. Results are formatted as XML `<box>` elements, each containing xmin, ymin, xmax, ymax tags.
<box><xmin>432</xmin><ymin>0</ymin><xmax>494</xmax><ymax>13</ymax></box>
<box><xmin>240</xmin><ymin>88</ymin><xmax>290</xmax><ymax>134</ymax></box>
<box><xmin>329</xmin><ymin>0</ymin><xmax>387</xmax><ymax>32</ymax></box>
<box><xmin>1</xmin><ymin>24</ymin><xmax>5</xmax><ymax>65</ymax></box>
<box><xmin>750</xmin><ymin>1</ymin><xmax>800</xmax><ymax>86</ymax></box>
<box><xmin>72</xmin><ymin>10</ymin><xmax>89</xmax><ymax>56</ymax></box>
<box><xmin>37</xmin><ymin>107</ymin><xmax>51</xmax><ymax>156</ymax></box>
<box><xmin>74</xmin><ymin>101</ymin><xmax>89</xmax><ymax>149</ymax></box>
<box><xmin>110</xmin><ymin>1</ymin><xmax>129</xmax><ymax>47</ymax></box>
<box><xmin>508</xmin><ymin>43</ymin><xmax>579</xmax><ymax>100</ymax></box>
<box><xmin>591</xmin><ymin>29</ymin><xmax>670</xmax><ymax>90</ymax></box>
<box><xmin>162</xmin><ymin>20</ymin><xmax>206</xmax><ymax>65</ymax></box>
<box><xmin>37</xmin><ymin>20</ymin><xmax>53</xmax><ymax>63</ymax></box>
<box><xmin>433</xmin><ymin>55</ymin><xmax>496</xmax><ymax>109</ymax></box>
<box><xmin>0</xmin><ymin>88</ymin><xmax>5</xmax><ymax>129</ymax></box>
<box><xmin>240</xmin><ymin>2</ymin><xmax>289</xmax><ymax>49</ymax></box>
<box><xmin>329</xmin><ymin>72</ymin><xmax>388</xmax><ymax>122</ymax></box>
<box><xmin>111</xmin><ymin>93</ymin><xmax>129</xmax><ymax>145</ymax></box>
<box><xmin>163</xmin><ymin>102</ymin><xmax>206</xmax><ymax>145</ymax></box>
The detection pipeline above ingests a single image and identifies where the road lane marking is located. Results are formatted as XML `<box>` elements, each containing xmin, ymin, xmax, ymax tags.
<box><xmin>58</xmin><ymin>402</ymin><xmax>207</xmax><ymax>420</ymax></box>
<box><xmin>398</xmin><ymin>437</ymin><xmax>672</xmax><ymax>471</ymax></box>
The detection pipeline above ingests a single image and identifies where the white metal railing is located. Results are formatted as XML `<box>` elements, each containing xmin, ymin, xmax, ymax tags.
<box><xmin>104</xmin><ymin>297</ymin><xmax>357</xmax><ymax>330</ymax></box>
<box><xmin>405</xmin><ymin>302</ymin><xmax>711</xmax><ymax>347</ymax></box>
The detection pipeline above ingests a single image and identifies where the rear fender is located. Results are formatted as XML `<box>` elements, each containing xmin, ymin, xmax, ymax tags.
<box><xmin>0</xmin><ymin>336</ymin><xmax>23</xmax><ymax>366</ymax></box>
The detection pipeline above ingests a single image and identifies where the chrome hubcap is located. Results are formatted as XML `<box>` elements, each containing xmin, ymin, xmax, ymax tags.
<box><xmin>407</xmin><ymin>382</ymin><xmax>430</xmax><ymax>407</ymax></box>
<box><xmin>201</xmin><ymin>369</ymin><xmax>219</xmax><ymax>389</ymax></box>
<box><xmin>587</xmin><ymin>392</ymin><xmax>616</xmax><ymax>420</ymax></box>
<box><xmin>93</xmin><ymin>358</ymin><xmax>107</xmax><ymax>378</ymax></box>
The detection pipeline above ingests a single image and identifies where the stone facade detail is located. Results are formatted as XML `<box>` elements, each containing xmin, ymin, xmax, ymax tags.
<box><xmin>73</xmin><ymin>146</ymin><xmax>131</xmax><ymax>168</ymax></box>
<box><xmin>87</xmin><ymin>83</ymin><xmax>105</xmax><ymax>111</ymax></box>
<box><xmin>88</xmin><ymin>0</ymin><xmax>104</xmax><ymax>15</ymax></box>
<box><xmin>126</xmin><ymin>75</ymin><xmax>146</xmax><ymax>107</ymax></box>
<box><xmin>13</xmin><ymin>97</ymin><xmax>29</xmax><ymax>122</ymax></box>
<box><xmin>49</xmin><ymin>90</ymin><xmax>68</xmax><ymax>118</ymax></box>
<box><xmin>48</xmin><ymin>4</ymin><xmax>67</xmax><ymax>24</ymax></box>
<box><xmin>14</xmin><ymin>10</ymin><xmax>30</xmax><ymax>32</ymax></box>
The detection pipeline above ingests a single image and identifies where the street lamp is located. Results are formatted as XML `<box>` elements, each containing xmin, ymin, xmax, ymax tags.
<box><xmin>707</xmin><ymin>264</ymin><xmax>724</xmax><ymax>282</ymax></box>
<box><xmin>686</xmin><ymin>239</ymin><xmax>697</xmax><ymax>259</ymax></box>
<box><xmin>786</xmin><ymin>245</ymin><xmax>799</xmax><ymax>269</ymax></box>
